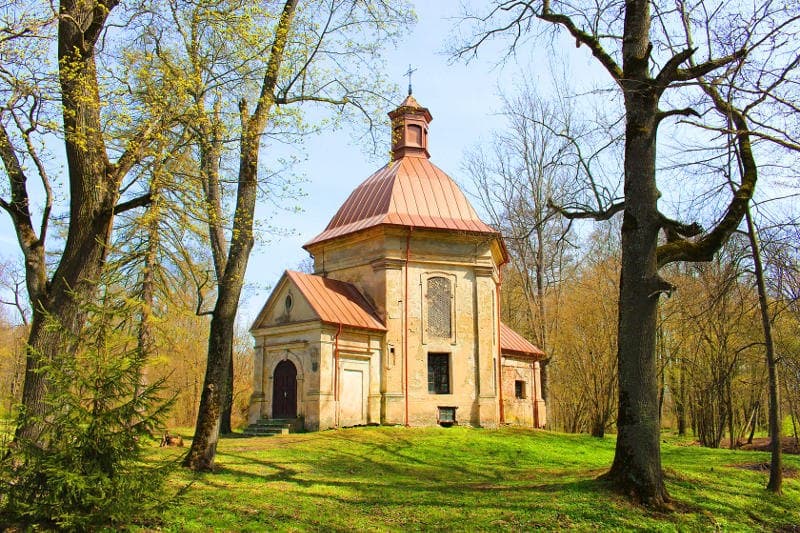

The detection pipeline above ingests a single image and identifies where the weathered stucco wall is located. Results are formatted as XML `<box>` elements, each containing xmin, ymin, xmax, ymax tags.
<box><xmin>310</xmin><ymin>227</ymin><xmax>503</xmax><ymax>428</ymax></box>
<box><xmin>250</xmin><ymin>321</ymin><xmax>382</xmax><ymax>431</ymax></box>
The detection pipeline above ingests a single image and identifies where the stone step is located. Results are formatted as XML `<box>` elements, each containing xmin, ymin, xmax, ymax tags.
<box><xmin>242</xmin><ymin>418</ymin><xmax>298</xmax><ymax>436</ymax></box>
<box><xmin>243</xmin><ymin>426</ymin><xmax>289</xmax><ymax>436</ymax></box>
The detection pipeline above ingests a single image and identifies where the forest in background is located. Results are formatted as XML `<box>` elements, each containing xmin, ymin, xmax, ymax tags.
<box><xmin>4</xmin><ymin>208</ymin><xmax>798</xmax><ymax>445</ymax></box>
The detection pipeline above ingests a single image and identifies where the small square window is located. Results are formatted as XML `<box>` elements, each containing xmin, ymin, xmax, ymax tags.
<box><xmin>428</xmin><ymin>353</ymin><xmax>450</xmax><ymax>394</ymax></box>
<box><xmin>437</xmin><ymin>406</ymin><xmax>457</xmax><ymax>427</ymax></box>
<box><xmin>515</xmin><ymin>380</ymin><xmax>526</xmax><ymax>399</ymax></box>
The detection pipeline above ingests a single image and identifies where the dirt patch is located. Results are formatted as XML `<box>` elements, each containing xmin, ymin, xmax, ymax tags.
<box><xmin>709</xmin><ymin>436</ymin><xmax>800</xmax><ymax>455</ymax></box>
<box><xmin>738</xmin><ymin>437</ymin><xmax>800</xmax><ymax>455</ymax></box>
<box><xmin>731</xmin><ymin>462</ymin><xmax>799</xmax><ymax>478</ymax></box>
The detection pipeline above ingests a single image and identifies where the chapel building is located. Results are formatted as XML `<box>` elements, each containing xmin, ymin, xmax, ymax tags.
<box><xmin>249</xmin><ymin>95</ymin><xmax>546</xmax><ymax>431</ymax></box>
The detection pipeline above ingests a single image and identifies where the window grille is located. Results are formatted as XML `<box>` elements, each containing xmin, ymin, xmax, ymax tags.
<box><xmin>437</xmin><ymin>406</ymin><xmax>457</xmax><ymax>427</ymax></box>
<box><xmin>427</xmin><ymin>276</ymin><xmax>451</xmax><ymax>338</ymax></box>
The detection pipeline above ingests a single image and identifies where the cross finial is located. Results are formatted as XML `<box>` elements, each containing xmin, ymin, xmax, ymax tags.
<box><xmin>404</xmin><ymin>64</ymin><xmax>417</xmax><ymax>96</ymax></box>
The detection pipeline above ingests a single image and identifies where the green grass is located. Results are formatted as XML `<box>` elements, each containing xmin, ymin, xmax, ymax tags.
<box><xmin>150</xmin><ymin>426</ymin><xmax>799</xmax><ymax>532</ymax></box>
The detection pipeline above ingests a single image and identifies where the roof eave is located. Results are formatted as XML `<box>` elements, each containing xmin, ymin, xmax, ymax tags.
<box><xmin>305</xmin><ymin>223</ymin><xmax>505</xmax><ymax>251</ymax></box>
<box><xmin>502</xmin><ymin>349</ymin><xmax>546</xmax><ymax>359</ymax></box>
<box><xmin>320</xmin><ymin>319</ymin><xmax>387</xmax><ymax>333</ymax></box>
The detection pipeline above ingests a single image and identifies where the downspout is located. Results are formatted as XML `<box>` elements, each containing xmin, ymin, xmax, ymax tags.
<box><xmin>404</xmin><ymin>227</ymin><xmax>413</xmax><ymax>426</ymax></box>
<box><xmin>531</xmin><ymin>360</ymin><xmax>537</xmax><ymax>428</ymax></box>
<box><xmin>497</xmin><ymin>266</ymin><xmax>505</xmax><ymax>424</ymax></box>
<box><xmin>334</xmin><ymin>322</ymin><xmax>342</xmax><ymax>427</ymax></box>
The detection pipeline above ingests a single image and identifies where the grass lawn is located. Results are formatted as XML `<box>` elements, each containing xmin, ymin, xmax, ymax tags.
<box><xmin>152</xmin><ymin>426</ymin><xmax>799</xmax><ymax>531</ymax></box>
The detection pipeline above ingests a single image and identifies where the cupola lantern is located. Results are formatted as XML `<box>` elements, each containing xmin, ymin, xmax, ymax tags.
<box><xmin>388</xmin><ymin>94</ymin><xmax>432</xmax><ymax>160</ymax></box>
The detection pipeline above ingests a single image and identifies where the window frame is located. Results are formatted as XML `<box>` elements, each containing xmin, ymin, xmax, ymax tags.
<box><xmin>427</xmin><ymin>352</ymin><xmax>451</xmax><ymax>395</ymax></box>
<box><xmin>421</xmin><ymin>272</ymin><xmax>457</xmax><ymax>345</ymax></box>
<box><xmin>515</xmin><ymin>380</ymin><xmax>526</xmax><ymax>399</ymax></box>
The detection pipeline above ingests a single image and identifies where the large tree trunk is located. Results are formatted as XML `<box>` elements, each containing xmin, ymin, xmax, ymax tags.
<box><xmin>184</xmin><ymin>0</ymin><xmax>298</xmax><ymax>472</ymax></box>
<box><xmin>220</xmin><ymin>351</ymin><xmax>234</xmax><ymax>434</ymax></box>
<box><xmin>605</xmin><ymin>1</ymin><xmax>669</xmax><ymax>506</ymax></box>
<box><xmin>183</xmin><ymin>128</ymin><xmax>258</xmax><ymax>470</ymax></box>
<box><xmin>16</xmin><ymin>2</ymin><xmax>120</xmax><ymax>443</ymax></box>
<box><xmin>183</xmin><ymin>307</ymin><xmax>239</xmax><ymax>469</ymax></box>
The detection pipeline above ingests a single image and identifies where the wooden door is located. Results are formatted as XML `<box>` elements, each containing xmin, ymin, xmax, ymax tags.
<box><xmin>340</xmin><ymin>369</ymin><xmax>365</xmax><ymax>427</ymax></box>
<box><xmin>272</xmin><ymin>360</ymin><xmax>297</xmax><ymax>419</ymax></box>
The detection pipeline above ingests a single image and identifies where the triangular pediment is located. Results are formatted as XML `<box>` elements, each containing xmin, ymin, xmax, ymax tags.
<box><xmin>251</xmin><ymin>271</ymin><xmax>386</xmax><ymax>332</ymax></box>
<box><xmin>250</xmin><ymin>272</ymin><xmax>318</xmax><ymax>331</ymax></box>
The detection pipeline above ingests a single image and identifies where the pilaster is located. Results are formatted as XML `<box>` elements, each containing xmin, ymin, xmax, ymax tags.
<box><xmin>474</xmin><ymin>265</ymin><xmax>499</xmax><ymax>427</ymax></box>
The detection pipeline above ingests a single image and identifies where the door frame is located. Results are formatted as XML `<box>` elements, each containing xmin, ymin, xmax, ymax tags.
<box><xmin>272</xmin><ymin>359</ymin><xmax>298</xmax><ymax>419</ymax></box>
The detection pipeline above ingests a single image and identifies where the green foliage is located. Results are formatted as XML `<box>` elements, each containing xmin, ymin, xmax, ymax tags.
<box><xmin>0</xmin><ymin>302</ymin><xmax>177</xmax><ymax>530</ymax></box>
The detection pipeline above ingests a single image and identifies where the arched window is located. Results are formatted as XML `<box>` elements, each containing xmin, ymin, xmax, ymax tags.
<box><xmin>427</xmin><ymin>276</ymin><xmax>452</xmax><ymax>338</ymax></box>
<box><xmin>407</xmin><ymin>124</ymin><xmax>423</xmax><ymax>145</ymax></box>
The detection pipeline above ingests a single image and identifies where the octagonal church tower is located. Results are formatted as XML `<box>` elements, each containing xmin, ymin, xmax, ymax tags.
<box><xmin>249</xmin><ymin>95</ymin><xmax>546</xmax><ymax>432</ymax></box>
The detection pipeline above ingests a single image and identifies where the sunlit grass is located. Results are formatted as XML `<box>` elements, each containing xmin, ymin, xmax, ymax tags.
<box><xmin>149</xmin><ymin>426</ymin><xmax>800</xmax><ymax>531</ymax></box>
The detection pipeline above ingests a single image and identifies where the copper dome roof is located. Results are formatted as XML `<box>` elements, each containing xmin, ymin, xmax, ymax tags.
<box><xmin>304</xmin><ymin>96</ymin><xmax>501</xmax><ymax>249</ymax></box>
<box><xmin>304</xmin><ymin>157</ymin><xmax>499</xmax><ymax>248</ymax></box>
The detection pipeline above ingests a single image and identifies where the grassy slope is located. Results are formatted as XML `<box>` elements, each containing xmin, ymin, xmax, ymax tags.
<box><xmin>154</xmin><ymin>427</ymin><xmax>800</xmax><ymax>532</ymax></box>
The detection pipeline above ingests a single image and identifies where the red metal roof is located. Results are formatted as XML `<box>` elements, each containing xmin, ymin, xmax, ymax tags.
<box><xmin>500</xmin><ymin>322</ymin><xmax>545</xmax><ymax>358</ymax></box>
<box><xmin>304</xmin><ymin>157</ymin><xmax>499</xmax><ymax>248</ymax></box>
<box><xmin>286</xmin><ymin>270</ymin><xmax>386</xmax><ymax>331</ymax></box>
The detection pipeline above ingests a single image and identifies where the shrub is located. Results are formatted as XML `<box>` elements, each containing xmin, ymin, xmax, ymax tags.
<box><xmin>0</xmin><ymin>303</ymin><xmax>176</xmax><ymax>530</ymax></box>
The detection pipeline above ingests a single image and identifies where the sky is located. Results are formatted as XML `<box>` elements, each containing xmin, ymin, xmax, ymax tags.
<box><xmin>0</xmin><ymin>1</ymin><xmax>602</xmax><ymax>325</ymax></box>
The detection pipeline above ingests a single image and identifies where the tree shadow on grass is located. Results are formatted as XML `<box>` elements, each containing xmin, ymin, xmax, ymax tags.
<box><xmin>189</xmin><ymin>464</ymin><xmax>654</xmax><ymax>531</ymax></box>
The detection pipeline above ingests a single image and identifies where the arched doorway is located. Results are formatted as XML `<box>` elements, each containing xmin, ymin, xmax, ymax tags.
<box><xmin>272</xmin><ymin>359</ymin><xmax>297</xmax><ymax>419</ymax></box>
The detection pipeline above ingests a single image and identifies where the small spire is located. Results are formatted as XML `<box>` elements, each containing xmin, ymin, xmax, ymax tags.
<box><xmin>404</xmin><ymin>64</ymin><xmax>417</xmax><ymax>96</ymax></box>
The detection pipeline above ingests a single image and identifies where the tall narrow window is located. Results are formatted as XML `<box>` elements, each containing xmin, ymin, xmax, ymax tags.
<box><xmin>427</xmin><ymin>276</ymin><xmax>451</xmax><ymax>338</ymax></box>
<box><xmin>428</xmin><ymin>353</ymin><xmax>450</xmax><ymax>394</ymax></box>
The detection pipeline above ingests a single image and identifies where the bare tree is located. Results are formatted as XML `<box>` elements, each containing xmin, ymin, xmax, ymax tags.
<box><xmin>463</xmin><ymin>79</ymin><xmax>584</xmax><ymax>407</ymax></box>
<box><xmin>456</xmin><ymin>1</ymin><xmax>766</xmax><ymax>504</ymax></box>
<box><xmin>551</xmin><ymin>238</ymin><xmax>619</xmax><ymax>437</ymax></box>
<box><xmin>0</xmin><ymin>259</ymin><xmax>29</xmax><ymax>327</ymax></box>
<box><xmin>672</xmin><ymin>1</ymin><xmax>800</xmax><ymax>493</ymax></box>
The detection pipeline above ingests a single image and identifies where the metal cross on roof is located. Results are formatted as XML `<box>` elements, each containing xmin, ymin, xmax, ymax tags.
<box><xmin>404</xmin><ymin>64</ymin><xmax>417</xmax><ymax>96</ymax></box>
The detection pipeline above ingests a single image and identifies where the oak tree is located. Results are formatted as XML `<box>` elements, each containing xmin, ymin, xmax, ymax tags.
<box><xmin>457</xmin><ymin>0</ymin><xmax>764</xmax><ymax>504</ymax></box>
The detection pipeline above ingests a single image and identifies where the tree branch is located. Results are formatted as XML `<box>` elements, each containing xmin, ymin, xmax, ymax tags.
<box><xmin>111</xmin><ymin>118</ymin><xmax>162</xmax><ymax>181</ymax></box>
<box><xmin>659</xmin><ymin>213</ymin><xmax>703</xmax><ymax>242</ymax></box>
<box><xmin>655</xmin><ymin>106</ymin><xmax>700</xmax><ymax>125</ymax></box>
<box><xmin>548</xmin><ymin>199</ymin><xmax>625</xmax><ymax>221</ymax></box>
<box><xmin>194</xmin><ymin>269</ymin><xmax>214</xmax><ymax>317</ymax></box>
<box><xmin>273</xmin><ymin>95</ymin><xmax>348</xmax><ymax>106</ymax></box>
<box><xmin>657</xmin><ymin>84</ymin><xmax>756</xmax><ymax>268</ymax></box>
<box><xmin>655</xmin><ymin>47</ymin><xmax>696</xmax><ymax>89</ymax></box>
<box><xmin>112</xmin><ymin>193</ymin><xmax>152</xmax><ymax>215</ymax></box>
<box><xmin>83</xmin><ymin>0</ymin><xmax>120</xmax><ymax>51</ymax></box>
<box><xmin>0</xmin><ymin>121</ymin><xmax>38</xmax><ymax>248</ymax></box>
<box><xmin>673</xmin><ymin>48</ymin><xmax>747</xmax><ymax>82</ymax></box>
<box><xmin>538</xmin><ymin>4</ymin><xmax>623</xmax><ymax>83</ymax></box>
